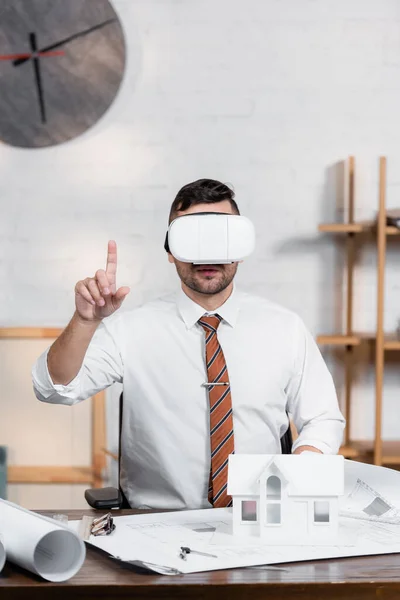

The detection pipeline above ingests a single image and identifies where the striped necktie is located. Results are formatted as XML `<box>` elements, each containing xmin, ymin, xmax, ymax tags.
<box><xmin>198</xmin><ymin>314</ymin><xmax>234</xmax><ymax>508</ymax></box>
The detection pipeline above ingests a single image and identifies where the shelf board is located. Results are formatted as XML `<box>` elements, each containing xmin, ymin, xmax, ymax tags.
<box><xmin>381</xmin><ymin>457</ymin><xmax>400</xmax><ymax>465</ymax></box>
<box><xmin>8</xmin><ymin>466</ymin><xmax>96</xmax><ymax>484</ymax></box>
<box><xmin>317</xmin><ymin>334</ymin><xmax>375</xmax><ymax>346</ymax></box>
<box><xmin>317</xmin><ymin>333</ymin><xmax>400</xmax><ymax>348</ymax></box>
<box><xmin>384</xmin><ymin>335</ymin><xmax>400</xmax><ymax>350</ymax></box>
<box><xmin>339</xmin><ymin>441</ymin><xmax>373</xmax><ymax>459</ymax></box>
<box><xmin>338</xmin><ymin>441</ymin><xmax>400</xmax><ymax>462</ymax></box>
<box><xmin>317</xmin><ymin>335</ymin><xmax>360</xmax><ymax>346</ymax></box>
<box><xmin>386</xmin><ymin>226</ymin><xmax>400</xmax><ymax>235</ymax></box>
<box><xmin>318</xmin><ymin>223</ymin><xmax>370</xmax><ymax>234</ymax></box>
<box><xmin>319</xmin><ymin>222</ymin><xmax>400</xmax><ymax>236</ymax></box>
<box><xmin>0</xmin><ymin>328</ymin><xmax>63</xmax><ymax>339</ymax></box>
<box><xmin>380</xmin><ymin>441</ymin><xmax>400</xmax><ymax>465</ymax></box>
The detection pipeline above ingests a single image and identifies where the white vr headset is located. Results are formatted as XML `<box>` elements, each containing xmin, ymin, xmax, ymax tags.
<box><xmin>164</xmin><ymin>212</ymin><xmax>256</xmax><ymax>264</ymax></box>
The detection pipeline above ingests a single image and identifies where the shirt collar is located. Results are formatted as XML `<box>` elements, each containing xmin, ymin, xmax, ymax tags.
<box><xmin>177</xmin><ymin>285</ymin><xmax>240</xmax><ymax>330</ymax></box>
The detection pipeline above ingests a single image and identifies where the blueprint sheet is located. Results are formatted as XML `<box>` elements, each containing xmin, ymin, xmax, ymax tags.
<box><xmin>70</xmin><ymin>460</ymin><xmax>400</xmax><ymax>575</ymax></box>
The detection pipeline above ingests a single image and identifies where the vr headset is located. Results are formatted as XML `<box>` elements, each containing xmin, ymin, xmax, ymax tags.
<box><xmin>164</xmin><ymin>212</ymin><xmax>255</xmax><ymax>264</ymax></box>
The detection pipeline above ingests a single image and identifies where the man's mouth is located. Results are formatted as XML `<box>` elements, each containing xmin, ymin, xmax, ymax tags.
<box><xmin>195</xmin><ymin>265</ymin><xmax>220</xmax><ymax>276</ymax></box>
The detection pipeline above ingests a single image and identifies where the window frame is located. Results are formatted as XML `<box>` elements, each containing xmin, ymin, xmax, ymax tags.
<box><xmin>265</xmin><ymin>475</ymin><xmax>282</xmax><ymax>527</ymax></box>
<box><xmin>313</xmin><ymin>500</ymin><xmax>330</xmax><ymax>525</ymax></box>
<box><xmin>240</xmin><ymin>499</ymin><xmax>258</xmax><ymax>523</ymax></box>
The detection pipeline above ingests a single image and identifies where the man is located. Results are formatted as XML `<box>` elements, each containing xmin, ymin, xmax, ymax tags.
<box><xmin>32</xmin><ymin>179</ymin><xmax>345</xmax><ymax>510</ymax></box>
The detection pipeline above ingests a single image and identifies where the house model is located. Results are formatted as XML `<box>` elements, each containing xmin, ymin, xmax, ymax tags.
<box><xmin>227</xmin><ymin>453</ymin><xmax>344</xmax><ymax>545</ymax></box>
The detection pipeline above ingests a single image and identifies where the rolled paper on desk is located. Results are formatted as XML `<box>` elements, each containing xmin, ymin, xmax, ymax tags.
<box><xmin>0</xmin><ymin>534</ymin><xmax>5</xmax><ymax>573</ymax></box>
<box><xmin>0</xmin><ymin>499</ymin><xmax>85</xmax><ymax>582</ymax></box>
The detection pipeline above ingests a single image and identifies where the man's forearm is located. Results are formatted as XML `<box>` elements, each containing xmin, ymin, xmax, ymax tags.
<box><xmin>47</xmin><ymin>312</ymin><xmax>101</xmax><ymax>385</ymax></box>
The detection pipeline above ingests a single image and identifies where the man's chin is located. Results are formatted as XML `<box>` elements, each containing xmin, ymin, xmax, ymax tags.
<box><xmin>189</xmin><ymin>278</ymin><xmax>228</xmax><ymax>295</ymax></box>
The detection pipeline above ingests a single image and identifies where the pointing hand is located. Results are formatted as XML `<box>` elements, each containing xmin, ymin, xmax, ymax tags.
<box><xmin>74</xmin><ymin>241</ymin><xmax>130</xmax><ymax>322</ymax></box>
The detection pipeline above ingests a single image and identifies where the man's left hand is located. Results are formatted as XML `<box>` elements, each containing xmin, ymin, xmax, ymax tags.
<box><xmin>293</xmin><ymin>445</ymin><xmax>322</xmax><ymax>454</ymax></box>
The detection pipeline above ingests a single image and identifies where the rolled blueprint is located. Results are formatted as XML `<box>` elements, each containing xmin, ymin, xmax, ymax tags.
<box><xmin>0</xmin><ymin>499</ymin><xmax>85</xmax><ymax>581</ymax></box>
<box><xmin>0</xmin><ymin>534</ymin><xmax>5</xmax><ymax>573</ymax></box>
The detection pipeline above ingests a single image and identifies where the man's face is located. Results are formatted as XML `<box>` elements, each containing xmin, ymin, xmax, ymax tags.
<box><xmin>168</xmin><ymin>200</ymin><xmax>239</xmax><ymax>296</ymax></box>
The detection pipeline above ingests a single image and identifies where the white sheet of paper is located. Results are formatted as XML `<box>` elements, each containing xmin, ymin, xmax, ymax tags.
<box><xmin>69</xmin><ymin>509</ymin><xmax>227</xmax><ymax>574</ymax></box>
<box><xmin>69</xmin><ymin>460</ymin><xmax>400</xmax><ymax>575</ymax></box>
<box><xmin>343</xmin><ymin>459</ymin><xmax>400</xmax><ymax>506</ymax></box>
<box><xmin>0</xmin><ymin>499</ymin><xmax>86</xmax><ymax>582</ymax></box>
<box><xmin>69</xmin><ymin>508</ymin><xmax>400</xmax><ymax>575</ymax></box>
<box><xmin>210</xmin><ymin>520</ymin><xmax>357</xmax><ymax>547</ymax></box>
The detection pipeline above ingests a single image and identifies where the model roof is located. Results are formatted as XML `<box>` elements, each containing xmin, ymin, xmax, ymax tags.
<box><xmin>227</xmin><ymin>453</ymin><xmax>344</xmax><ymax>497</ymax></box>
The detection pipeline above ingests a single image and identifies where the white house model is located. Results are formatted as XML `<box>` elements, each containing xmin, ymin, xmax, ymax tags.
<box><xmin>227</xmin><ymin>453</ymin><xmax>344</xmax><ymax>545</ymax></box>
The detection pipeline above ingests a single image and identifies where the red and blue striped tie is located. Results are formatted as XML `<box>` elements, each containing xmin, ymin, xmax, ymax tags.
<box><xmin>198</xmin><ymin>314</ymin><xmax>234</xmax><ymax>508</ymax></box>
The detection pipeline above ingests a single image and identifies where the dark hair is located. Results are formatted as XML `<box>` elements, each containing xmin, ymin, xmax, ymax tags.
<box><xmin>168</xmin><ymin>178</ymin><xmax>239</xmax><ymax>224</ymax></box>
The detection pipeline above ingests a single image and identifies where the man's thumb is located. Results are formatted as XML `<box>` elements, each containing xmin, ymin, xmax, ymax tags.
<box><xmin>114</xmin><ymin>286</ymin><xmax>130</xmax><ymax>307</ymax></box>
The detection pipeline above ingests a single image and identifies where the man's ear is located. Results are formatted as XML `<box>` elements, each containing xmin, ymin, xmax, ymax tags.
<box><xmin>168</xmin><ymin>253</ymin><xmax>175</xmax><ymax>264</ymax></box>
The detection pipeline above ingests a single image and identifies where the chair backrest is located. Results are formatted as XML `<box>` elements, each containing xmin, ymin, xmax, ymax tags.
<box><xmin>117</xmin><ymin>393</ymin><xmax>293</xmax><ymax>507</ymax></box>
<box><xmin>117</xmin><ymin>393</ymin><xmax>131</xmax><ymax>508</ymax></box>
<box><xmin>280</xmin><ymin>423</ymin><xmax>293</xmax><ymax>454</ymax></box>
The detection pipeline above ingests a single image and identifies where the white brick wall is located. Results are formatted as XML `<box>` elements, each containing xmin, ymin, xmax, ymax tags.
<box><xmin>3</xmin><ymin>0</ymin><xmax>400</xmax><ymax>477</ymax></box>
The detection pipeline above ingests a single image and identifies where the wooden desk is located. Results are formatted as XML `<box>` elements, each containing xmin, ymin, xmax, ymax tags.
<box><xmin>1</xmin><ymin>509</ymin><xmax>400</xmax><ymax>600</ymax></box>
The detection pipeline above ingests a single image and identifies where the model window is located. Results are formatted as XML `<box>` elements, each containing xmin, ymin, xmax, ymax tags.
<box><xmin>314</xmin><ymin>501</ymin><xmax>330</xmax><ymax>523</ymax></box>
<box><xmin>241</xmin><ymin>500</ymin><xmax>257</xmax><ymax>522</ymax></box>
<box><xmin>266</xmin><ymin>475</ymin><xmax>281</xmax><ymax>499</ymax></box>
<box><xmin>266</xmin><ymin>503</ymin><xmax>281</xmax><ymax>524</ymax></box>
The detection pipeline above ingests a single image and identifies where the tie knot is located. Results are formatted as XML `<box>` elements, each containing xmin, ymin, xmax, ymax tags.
<box><xmin>198</xmin><ymin>314</ymin><xmax>222</xmax><ymax>333</ymax></box>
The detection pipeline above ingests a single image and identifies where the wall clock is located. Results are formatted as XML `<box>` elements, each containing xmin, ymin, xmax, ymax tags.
<box><xmin>0</xmin><ymin>0</ymin><xmax>126</xmax><ymax>148</ymax></box>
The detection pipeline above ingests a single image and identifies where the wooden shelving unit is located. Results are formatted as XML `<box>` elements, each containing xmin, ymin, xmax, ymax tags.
<box><xmin>0</xmin><ymin>328</ymin><xmax>107</xmax><ymax>490</ymax></box>
<box><xmin>318</xmin><ymin>156</ymin><xmax>400</xmax><ymax>465</ymax></box>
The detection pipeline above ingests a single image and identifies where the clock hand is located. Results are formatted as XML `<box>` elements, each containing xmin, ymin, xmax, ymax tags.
<box><xmin>0</xmin><ymin>51</ymin><xmax>64</xmax><ymax>61</ymax></box>
<box><xmin>30</xmin><ymin>32</ymin><xmax>47</xmax><ymax>124</ymax></box>
<box><xmin>40</xmin><ymin>17</ymin><xmax>117</xmax><ymax>53</ymax></box>
<box><xmin>13</xmin><ymin>18</ymin><xmax>117</xmax><ymax>67</ymax></box>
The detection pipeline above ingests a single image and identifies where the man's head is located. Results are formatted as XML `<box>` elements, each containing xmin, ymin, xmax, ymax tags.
<box><xmin>167</xmin><ymin>179</ymin><xmax>240</xmax><ymax>297</ymax></box>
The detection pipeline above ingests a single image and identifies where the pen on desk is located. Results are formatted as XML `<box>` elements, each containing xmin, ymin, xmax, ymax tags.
<box><xmin>179</xmin><ymin>546</ymin><xmax>218</xmax><ymax>560</ymax></box>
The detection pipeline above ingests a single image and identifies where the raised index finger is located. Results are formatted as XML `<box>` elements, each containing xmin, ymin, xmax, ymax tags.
<box><xmin>106</xmin><ymin>240</ymin><xmax>117</xmax><ymax>283</ymax></box>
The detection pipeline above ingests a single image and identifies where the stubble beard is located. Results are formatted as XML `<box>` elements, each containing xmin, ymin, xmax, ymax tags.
<box><xmin>176</xmin><ymin>264</ymin><xmax>238</xmax><ymax>296</ymax></box>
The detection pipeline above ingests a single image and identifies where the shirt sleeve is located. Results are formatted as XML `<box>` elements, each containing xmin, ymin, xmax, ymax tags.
<box><xmin>286</xmin><ymin>316</ymin><xmax>345</xmax><ymax>454</ymax></box>
<box><xmin>31</xmin><ymin>319</ymin><xmax>123</xmax><ymax>406</ymax></box>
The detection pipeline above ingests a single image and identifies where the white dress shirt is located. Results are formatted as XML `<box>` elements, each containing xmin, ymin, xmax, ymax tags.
<box><xmin>32</xmin><ymin>287</ymin><xmax>345</xmax><ymax>510</ymax></box>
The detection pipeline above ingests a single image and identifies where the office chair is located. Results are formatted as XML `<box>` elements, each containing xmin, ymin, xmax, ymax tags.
<box><xmin>85</xmin><ymin>393</ymin><xmax>294</xmax><ymax>509</ymax></box>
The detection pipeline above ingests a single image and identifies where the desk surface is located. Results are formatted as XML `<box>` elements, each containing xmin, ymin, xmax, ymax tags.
<box><xmin>1</xmin><ymin>509</ymin><xmax>400</xmax><ymax>600</ymax></box>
